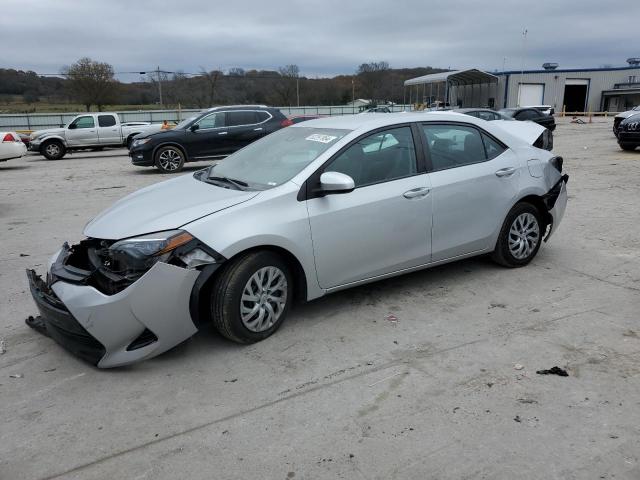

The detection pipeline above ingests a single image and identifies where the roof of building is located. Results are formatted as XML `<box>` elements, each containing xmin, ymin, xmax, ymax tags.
<box><xmin>404</xmin><ymin>69</ymin><xmax>499</xmax><ymax>87</ymax></box>
<box><xmin>496</xmin><ymin>66</ymin><xmax>640</xmax><ymax>75</ymax></box>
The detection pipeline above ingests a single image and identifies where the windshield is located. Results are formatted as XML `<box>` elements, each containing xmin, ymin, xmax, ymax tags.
<box><xmin>205</xmin><ymin>127</ymin><xmax>350</xmax><ymax>189</ymax></box>
<box><xmin>174</xmin><ymin>115</ymin><xmax>199</xmax><ymax>130</ymax></box>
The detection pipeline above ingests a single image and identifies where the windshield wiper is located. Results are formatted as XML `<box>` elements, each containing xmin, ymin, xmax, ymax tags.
<box><xmin>206</xmin><ymin>175</ymin><xmax>249</xmax><ymax>190</ymax></box>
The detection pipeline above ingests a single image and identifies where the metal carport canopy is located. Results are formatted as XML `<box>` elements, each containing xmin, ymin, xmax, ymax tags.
<box><xmin>404</xmin><ymin>69</ymin><xmax>498</xmax><ymax>86</ymax></box>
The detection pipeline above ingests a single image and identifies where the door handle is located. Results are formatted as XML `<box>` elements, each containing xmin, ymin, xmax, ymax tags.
<box><xmin>218</xmin><ymin>132</ymin><xmax>228</xmax><ymax>135</ymax></box>
<box><xmin>495</xmin><ymin>167</ymin><xmax>516</xmax><ymax>177</ymax></box>
<box><xmin>253</xmin><ymin>127</ymin><xmax>263</xmax><ymax>131</ymax></box>
<box><xmin>403</xmin><ymin>187</ymin><xmax>430</xmax><ymax>199</ymax></box>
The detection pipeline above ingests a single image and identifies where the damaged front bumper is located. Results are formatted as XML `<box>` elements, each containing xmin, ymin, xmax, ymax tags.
<box><xmin>27</xmin><ymin>243</ymin><xmax>214</xmax><ymax>368</ymax></box>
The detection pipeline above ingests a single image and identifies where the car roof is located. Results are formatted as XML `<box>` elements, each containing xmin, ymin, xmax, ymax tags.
<box><xmin>206</xmin><ymin>105</ymin><xmax>270</xmax><ymax>112</ymax></box>
<box><xmin>455</xmin><ymin>108</ymin><xmax>497</xmax><ymax>113</ymax></box>
<box><xmin>291</xmin><ymin>111</ymin><xmax>482</xmax><ymax>132</ymax></box>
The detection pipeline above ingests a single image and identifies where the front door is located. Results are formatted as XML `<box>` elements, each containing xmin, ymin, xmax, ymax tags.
<box><xmin>421</xmin><ymin>123</ymin><xmax>521</xmax><ymax>261</ymax></box>
<box><xmin>65</xmin><ymin>115</ymin><xmax>97</xmax><ymax>146</ymax></box>
<box><xmin>185</xmin><ymin>111</ymin><xmax>228</xmax><ymax>159</ymax></box>
<box><xmin>307</xmin><ymin>126</ymin><xmax>432</xmax><ymax>289</ymax></box>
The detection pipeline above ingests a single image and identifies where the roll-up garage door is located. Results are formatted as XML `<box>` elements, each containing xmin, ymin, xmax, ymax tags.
<box><xmin>518</xmin><ymin>84</ymin><xmax>544</xmax><ymax>106</ymax></box>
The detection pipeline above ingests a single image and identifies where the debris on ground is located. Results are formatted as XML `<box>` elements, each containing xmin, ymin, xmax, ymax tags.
<box><xmin>385</xmin><ymin>314</ymin><xmax>398</xmax><ymax>324</ymax></box>
<box><xmin>25</xmin><ymin>316</ymin><xmax>50</xmax><ymax>337</ymax></box>
<box><xmin>514</xmin><ymin>415</ymin><xmax>522</xmax><ymax>423</ymax></box>
<box><xmin>489</xmin><ymin>302</ymin><xmax>507</xmax><ymax>309</ymax></box>
<box><xmin>43</xmin><ymin>368</ymin><xmax>56</xmax><ymax>373</ymax></box>
<box><xmin>536</xmin><ymin>366</ymin><xmax>569</xmax><ymax>377</ymax></box>
<box><xmin>224</xmin><ymin>378</ymin><xmax>238</xmax><ymax>383</ymax></box>
<box><xmin>9</xmin><ymin>374</ymin><xmax>23</xmax><ymax>379</ymax></box>
<box><xmin>19</xmin><ymin>253</ymin><xmax>29</xmax><ymax>257</ymax></box>
<box><xmin>0</xmin><ymin>339</ymin><xmax>6</xmax><ymax>355</ymax></box>
<box><xmin>514</xmin><ymin>364</ymin><xmax>524</xmax><ymax>370</ymax></box>
<box><xmin>517</xmin><ymin>398</ymin><xmax>538</xmax><ymax>404</ymax></box>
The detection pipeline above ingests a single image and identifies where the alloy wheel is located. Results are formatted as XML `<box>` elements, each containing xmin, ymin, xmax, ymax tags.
<box><xmin>45</xmin><ymin>143</ymin><xmax>60</xmax><ymax>157</ymax></box>
<box><xmin>158</xmin><ymin>148</ymin><xmax>183</xmax><ymax>171</ymax></box>
<box><xmin>240</xmin><ymin>266</ymin><xmax>288</xmax><ymax>332</ymax></box>
<box><xmin>508</xmin><ymin>212</ymin><xmax>540</xmax><ymax>260</ymax></box>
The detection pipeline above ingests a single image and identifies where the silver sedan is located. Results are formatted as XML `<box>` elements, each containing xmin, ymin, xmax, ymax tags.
<box><xmin>27</xmin><ymin>112</ymin><xmax>568</xmax><ymax>367</ymax></box>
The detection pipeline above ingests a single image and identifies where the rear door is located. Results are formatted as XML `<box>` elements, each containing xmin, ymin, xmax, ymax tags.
<box><xmin>97</xmin><ymin>114</ymin><xmax>121</xmax><ymax>145</ymax></box>
<box><xmin>223</xmin><ymin>111</ymin><xmax>264</xmax><ymax>153</ymax></box>
<box><xmin>65</xmin><ymin>115</ymin><xmax>97</xmax><ymax>146</ymax></box>
<box><xmin>421</xmin><ymin>123</ymin><xmax>521</xmax><ymax>261</ymax></box>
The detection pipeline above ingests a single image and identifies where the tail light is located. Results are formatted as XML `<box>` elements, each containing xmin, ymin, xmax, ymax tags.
<box><xmin>550</xmin><ymin>156</ymin><xmax>563</xmax><ymax>173</ymax></box>
<box><xmin>280</xmin><ymin>119</ymin><xmax>294</xmax><ymax>127</ymax></box>
<box><xmin>2</xmin><ymin>133</ymin><xmax>17</xmax><ymax>142</ymax></box>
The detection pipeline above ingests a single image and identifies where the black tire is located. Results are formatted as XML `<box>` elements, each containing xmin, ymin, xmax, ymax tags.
<box><xmin>492</xmin><ymin>202</ymin><xmax>543</xmax><ymax>268</ymax></box>
<box><xmin>154</xmin><ymin>145</ymin><xmax>185</xmax><ymax>173</ymax></box>
<box><xmin>620</xmin><ymin>143</ymin><xmax>637</xmax><ymax>151</ymax></box>
<box><xmin>90</xmin><ymin>147</ymin><xmax>104</xmax><ymax>151</ymax></box>
<box><xmin>41</xmin><ymin>140</ymin><xmax>66</xmax><ymax>160</ymax></box>
<box><xmin>210</xmin><ymin>251</ymin><xmax>293</xmax><ymax>344</ymax></box>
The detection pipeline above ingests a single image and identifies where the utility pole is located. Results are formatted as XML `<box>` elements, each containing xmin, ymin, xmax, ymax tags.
<box><xmin>517</xmin><ymin>29</ymin><xmax>527</xmax><ymax>106</ymax></box>
<box><xmin>351</xmin><ymin>78</ymin><xmax>355</xmax><ymax>112</ymax></box>
<box><xmin>157</xmin><ymin>66</ymin><xmax>163</xmax><ymax>106</ymax></box>
<box><xmin>296</xmin><ymin>77</ymin><xmax>300</xmax><ymax>107</ymax></box>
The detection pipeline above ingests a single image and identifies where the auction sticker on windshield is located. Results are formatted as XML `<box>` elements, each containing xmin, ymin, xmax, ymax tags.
<box><xmin>306</xmin><ymin>134</ymin><xmax>337</xmax><ymax>143</ymax></box>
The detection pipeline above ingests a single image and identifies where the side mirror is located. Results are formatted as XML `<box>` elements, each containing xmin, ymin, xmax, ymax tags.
<box><xmin>68</xmin><ymin>124</ymin><xmax>76</xmax><ymax>129</ymax></box>
<box><xmin>319</xmin><ymin>171</ymin><xmax>355</xmax><ymax>194</ymax></box>
<box><xmin>189</xmin><ymin>124</ymin><xmax>199</xmax><ymax>132</ymax></box>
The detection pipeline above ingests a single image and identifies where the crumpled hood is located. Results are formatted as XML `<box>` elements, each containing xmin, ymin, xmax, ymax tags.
<box><xmin>492</xmin><ymin>120</ymin><xmax>545</xmax><ymax>146</ymax></box>
<box><xmin>84</xmin><ymin>173</ymin><xmax>260</xmax><ymax>240</ymax></box>
<box><xmin>33</xmin><ymin>127</ymin><xmax>65</xmax><ymax>139</ymax></box>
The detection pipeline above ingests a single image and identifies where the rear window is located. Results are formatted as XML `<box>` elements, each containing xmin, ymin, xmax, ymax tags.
<box><xmin>98</xmin><ymin>115</ymin><xmax>117</xmax><ymax>127</ymax></box>
<box><xmin>227</xmin><ymin>111</ymin><xmax>259</xmax><ymax>126</ymax></box>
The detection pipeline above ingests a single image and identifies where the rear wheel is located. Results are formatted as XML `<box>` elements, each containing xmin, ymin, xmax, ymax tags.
<box><xmin>210</xmin><ymin>251</ymin><xmax>293</xmax><ymax>344</ymax></box>
<box><xmin>492</xmin><ymin>202</ymin><xmax>543</xmax><ymax>267</ymax></box>
<box><xmin>154</xmin><ymin>146</ymin><xmax>185</xmax><ymax>173</ymax></box>
<box><xmin>41</xmin><ymin>140</ymin><xmax>66</xmax><ymax>160</ymax></box>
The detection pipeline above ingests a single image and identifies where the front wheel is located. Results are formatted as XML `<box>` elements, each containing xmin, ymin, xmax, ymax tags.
<box><xmin>210</xmin><ymin>251</ymin><xmax>293</xmax><ymax>344</ymax></box>
<box><xmin>154</xmin><ymin>146</ymin><xmax>185</xmax><ymax>173</ymax></box>
<box><xmin>620</xmin><ymin>143</ymin><xmax>637</xmax><ymax>151</ymax></box>
<box><xmin>492</xmin><ymin>203</ymin><xmax>543</xmax><ymax>267</ymax></box>
<box><xmin>41</xmin><ymin>140</ymin><xmax>66</xmax><ymax>160</ymax></box>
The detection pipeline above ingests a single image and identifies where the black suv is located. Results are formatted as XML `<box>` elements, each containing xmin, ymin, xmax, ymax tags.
<box><xmin>129</xmin><ymin>106</ymin><xmax>289</xmax><ymax>172</ymax></box>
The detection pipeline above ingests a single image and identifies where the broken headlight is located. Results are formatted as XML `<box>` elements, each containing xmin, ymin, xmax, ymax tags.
<box><xmin>108</xmin><ymin>230</ymin><xmax>215</xmax><ymax>273</ymax></box>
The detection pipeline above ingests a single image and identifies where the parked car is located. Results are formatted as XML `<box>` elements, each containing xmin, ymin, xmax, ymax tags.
<box><xmin>129</xmin><ymin>105</ymin><xmax>289</xmax><ymax>173</ymax></box>
<box><xmin>0</xmin><ymin>131</ymin><xmax>27</xmax><ymax>162</ymax></box>
<box><xmin>616</xmin><ymin>112</ymin><xmax>640</xmax><ymax>151</ymax></box>
<box><xmin>362</xmin><ymin>106</ymin><xmax>392</xmax><ymax>113</ymax></box>
<box><xmin>499</xmin><ymin>107</ymin><xmax>556</xmax><ymax>131</ymax></box>
<box><xmin>455</xmin><ymin>108</ymin><xmax>513</xmax><ymax>121</ymax></box>
<box><xmin>525</xmin><ymin>105</ymin><xmax>555</xmax><ymax>116</ymax></box>
<box><xmin>28</xmin><ymin>113</ymin><xmax>163</xmax><ymax>160</ymax></box>
<box><xmin>613</xmin><ymin>106</ymin><xmax>640</xmax><ymax>137</ymax></box>
<box><xmin>456</xmin><ymin>109</ymin><xmax>553</xmax><ymax>151</ymax></box>
<box><xmin>27</xmin><ymin>112</ymin><xmax>568</xmax><ymax>367</ymax></box>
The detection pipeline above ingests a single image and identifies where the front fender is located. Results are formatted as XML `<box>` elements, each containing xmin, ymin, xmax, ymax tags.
<box><xmin>37</xmin><ymin>134</ymin><xmax>67</xmax><ymax>147</ymax></box>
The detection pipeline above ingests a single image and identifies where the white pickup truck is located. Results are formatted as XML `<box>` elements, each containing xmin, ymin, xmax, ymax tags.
<box><xmin>29</xmin><ymin>113</ymin><xmax>164</xmax><ymax>160</ymax></box>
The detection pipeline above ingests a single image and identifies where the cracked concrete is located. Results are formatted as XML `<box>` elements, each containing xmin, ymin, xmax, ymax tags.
<box><xmin>1</xmin><ymin>117</ymin><xmax>639</xmax><ymax>479</ymax></box>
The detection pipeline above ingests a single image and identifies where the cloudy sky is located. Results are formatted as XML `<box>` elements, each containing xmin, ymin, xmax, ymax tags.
<box><xmin>1</xmin><ymin>0</ymin><xmax>637</xmax><ymax>80</ymax></box>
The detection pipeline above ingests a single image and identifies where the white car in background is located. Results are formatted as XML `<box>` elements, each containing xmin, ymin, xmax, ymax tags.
<box><xmin>0</xmin><ymin>131</ymin><xmax>27</xmax><ymax>162</ymax></box>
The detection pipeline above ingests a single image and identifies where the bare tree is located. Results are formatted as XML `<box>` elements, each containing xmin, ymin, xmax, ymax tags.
<box><xmin>195</xmin><ymin>68</ymin><xmax>221</xmax><ymax>108</ymax></box>
<box><xmin>356</xmin><ymin>61</ymin><xmax>391</xmax><ymax>103</ymax></box>
<box><xmin>275</xmin><ymin>64</ymin><xmax>299</xmax><ymax>106</ymax></box>
<box><xmin>61</xmin><ymin>57</ymin><xmax>118</xmax><ymax>111</ymax></box>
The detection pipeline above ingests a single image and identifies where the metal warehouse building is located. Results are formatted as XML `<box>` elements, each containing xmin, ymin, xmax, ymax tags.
<box><xmin>404</xmin><ymin>60</ymin><xmax>640</xmax><ymax>113</ymax></box>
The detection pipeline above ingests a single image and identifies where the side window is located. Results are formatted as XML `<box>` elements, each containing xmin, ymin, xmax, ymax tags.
<box><xmin>422</xmin><ymin>124</ymin><xmax>486</xmax><ymax>171</ymax></box>
<box><xmin>71</xmin><ymin>116</ymin><xmax>95</xmax><ymax>129</ymax></box>
<box><xmin>226</xmin><ymin>111</ymin><xmax>259</xmax><ymax>126</ymax></box>
<box><xmin>255</xmin><ymin>111</ymin><xmax>271</xmax><ymax>123</ymax></box>
<box><xmin>481</xmin><ymin>133</ymin><xmax>506</xmax><ymax>160</ymax></box>
<box><xmin>325</xmin><ymin>126</ymin><xmax>417</xmax><ymax>187</ymax></box>
<box><xmin>98</xmin><ymin>115</ymin><xmax>117</xmax><ymax>127</ymax></box>
<box><xmin>196</xmin><ymin>112</ymin><xmax>225</xmax><ymax>129</ymax></box>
